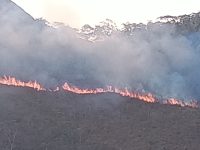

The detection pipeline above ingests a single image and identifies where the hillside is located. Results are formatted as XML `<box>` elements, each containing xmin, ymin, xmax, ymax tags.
<box><xmin>0</xmin><ymin>86</ymin><xmax>199</xmax><ymax>150</ymax></box>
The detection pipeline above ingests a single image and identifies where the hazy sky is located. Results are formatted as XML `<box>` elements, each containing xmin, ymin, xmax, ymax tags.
<box><xmin>12</xmin><ymin>0</ymin><xmax>200</xmax><ymax>28</ymax></box>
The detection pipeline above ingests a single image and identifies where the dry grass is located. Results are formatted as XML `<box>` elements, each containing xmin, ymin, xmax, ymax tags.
<box><xmin>0</xmin><ymin>86</ymin><xmax>199</xmax><ymax>150</ymax></box>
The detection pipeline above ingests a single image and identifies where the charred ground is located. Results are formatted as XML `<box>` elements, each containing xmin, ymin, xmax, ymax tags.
<box><xmin>0</xmin><ymin>86</ymin><xmax>199</xmax><ymax>150</ymax></box>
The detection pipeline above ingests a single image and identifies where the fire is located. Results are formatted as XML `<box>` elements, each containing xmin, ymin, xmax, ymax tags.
<box><xmin>59</xmin><ymin>83</ymin><xmax>200</xmax><ymax>107</ymax></box>
<box><xmin>0</xmin><ymin>75</ymin><xmax>199</xmax><ymax>108</ymax></box>
<box><xmin>0</xmin><ymin>76</ymin><xmax>46</xmax><ymax>91</ymax></box>
<box><xmin>62</xmin><ymin>83</ymin><xmax>107</xmax><ymax>94</ymax></box>
<box><xmin>62</xmin><ymin>83</ymin><xmax>157</xmax><ymax>103</ymax></box>
<box><xmin>164</xmin><ymin>98</ymin><xmax>199</xmax><ymax>108</ymax></box>
<box><xmin>112</xmin><ymin>87</ymin><xmax>157</xmax><ymax>103</ymax></box>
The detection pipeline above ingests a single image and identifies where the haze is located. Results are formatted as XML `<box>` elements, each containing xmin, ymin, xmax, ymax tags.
<box><xmin>12</xmin><ymin>0</ymin><xmax>200</xmax><ymax>28</ymax></box>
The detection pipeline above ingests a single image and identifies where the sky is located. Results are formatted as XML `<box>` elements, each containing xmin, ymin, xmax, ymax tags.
<box><xmin>12</xmin><ymin>0</ymin><xmax>200</xmax><ymax>28</ymax></box>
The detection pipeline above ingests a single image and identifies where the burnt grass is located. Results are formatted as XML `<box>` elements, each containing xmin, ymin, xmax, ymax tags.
<box><xmin>0</xmin><ymin>86</ymin><xmax>200</xmax><ymax>150</ymax></box>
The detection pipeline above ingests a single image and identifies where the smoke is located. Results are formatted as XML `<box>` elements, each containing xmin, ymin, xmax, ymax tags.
<box><xmin>1</xmin><ymin>0</ymin><xmax>200</xmax><ymax>100</ymax></box>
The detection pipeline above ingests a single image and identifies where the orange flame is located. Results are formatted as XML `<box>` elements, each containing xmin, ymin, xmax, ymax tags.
<box><xmin>164</xmin><ymin>98</ymin><xmax>199</xmax><ymax>108</ymax></box>
<box><xmin>0</xmin><ymin>76</ymin><xmax>199</xmax><ymax>108</ymax></box>
<box><xmin>62</xmin><ymin>83</ymin><xmax>199</xmax><ymax>107</ymax></box>
<box><xmin>0</xmin><ymin>76</ymin><xmax>46</xmax><ymax>91</ymax></box>
<box><xmin>62</xmin><ymin>83</ymin><xmax>157</xmax><ymax>103</ymax></box>
<box><xmin>62</xmin><ymin>83</ymin><xmax>107</xmax><ymax>94</ymax></box>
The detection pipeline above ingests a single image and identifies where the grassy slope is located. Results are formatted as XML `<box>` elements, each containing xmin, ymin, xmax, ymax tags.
<box><xmin>0</xmin><ymin>86</ymin><xmax>199</xmax><ymax>150</ymax></box>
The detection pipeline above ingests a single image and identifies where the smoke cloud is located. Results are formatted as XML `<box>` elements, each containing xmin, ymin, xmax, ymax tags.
<box><xmin>1</xmin><ymin>0</ymin><xmax>200</xmax><ymax>100</ymax></box>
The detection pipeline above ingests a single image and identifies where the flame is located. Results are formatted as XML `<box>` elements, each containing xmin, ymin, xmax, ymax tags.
<box><xmin>0</xmin><ymin>75</ymin><xmax>199</xmax><ymax>108</ymax></box>
<box><xmin>62</xmin><ymin>83</ymin><xmax>157</xmax><ymax>103</ymax></box>
<box><xmin>164</xmin><ymin>98</ymin><xmax>199</xmax><ymax>108</ymax></box>
<box><xmin>112</xmin><ymin>87</ymin><xmax>156</xmax><ymax>103</ymax></box>
<box><xmin>0</xmin><ymin>76</ymin><xmax>46</xmax><ymax>91</ymax></box>
<box><xmin>62</xmin><ymin>83</ymin><xmax>107</xmax><ymax>94</ymax></box>
<box><xmin>61</xmin><ymin>83</ymin><xmax>199</xmax><ymax>107</ymax></box>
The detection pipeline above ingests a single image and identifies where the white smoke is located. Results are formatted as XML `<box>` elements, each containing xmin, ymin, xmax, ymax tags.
<box><xmin>1</xmin><ymin>0</ymin><xmax>200</xmax><ymax>100</ymax></box>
